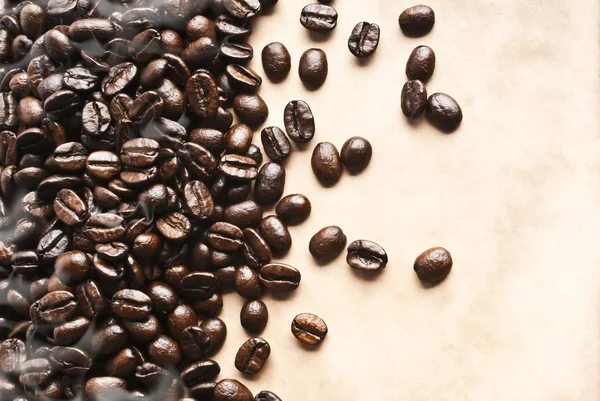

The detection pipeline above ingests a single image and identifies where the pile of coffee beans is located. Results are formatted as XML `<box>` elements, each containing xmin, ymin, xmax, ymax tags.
<box><xmin>0</xmin><ymin>1</ymin><xmax>454</xmax><ymax>400</ymax></box>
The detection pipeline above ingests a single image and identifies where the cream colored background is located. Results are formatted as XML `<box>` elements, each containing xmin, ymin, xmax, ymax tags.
<box><xmin>214</xmin><ymin>1</ymin><xmax>600</xmax><ymax>399</ymax></box>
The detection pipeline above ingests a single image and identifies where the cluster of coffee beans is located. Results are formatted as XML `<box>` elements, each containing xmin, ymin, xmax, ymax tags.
<box><xmin>0</xmin><ymin>1</ymin><xmax>455</xmax><ymax>400</ymax></box>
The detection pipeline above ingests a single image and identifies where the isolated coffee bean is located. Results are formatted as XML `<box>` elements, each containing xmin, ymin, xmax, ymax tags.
<box><xmin>255</xmin><ymin>162</ymin><xmax>285</xmax><ymax>205</ymax></box>
<box><xmin>340</xmin><ymin>136</ymin><xmax>372</xmax><ymax>173</ymax></box>
<box><xmin>426</xmin><ymin>93</ymin><xmax>463</xmax><ymax>132</ymax></box>
<box><xmin>401</xmin><ymin>80</ymin><xmax>427</xmax><ymax>119</ymax></box>
<box><xmin>30</xmin><ymin>290</ymin><xmax>77</xmax><ymax>324</ymax></box>
<box><xmin>347</xmin><ymin>240</ymin><xmax>388</xmax><ymax>271</ymax></box>
<box><xmin>235</xmin><ymin>337</ymin><xmax>271</xmax><ymax>375</ymax></box>
<box><xmin>214</xmin><ymin>379</ymin><xmax>253</xmax><ymax>401</ymax></box>
<box><xmin>240</xmin><ymin>299</ymin><xmax>268</xmax><ymax>333</ymax></box>
<box><xmin>311</xmin><ymin>142</ymin><xmax>342</xmax><ymax>186</ymax></box>
<box><xmin>261</xmin><ymin>42</ymin><xmax>291</xmax><ymax>81</ymax></box>
<box><xmin>235</xmin><ymin>265</ymin><xmax>262</xmax><ymax>299</ymax></box>
<box><xmin>233</xmin><ymin>93</ymin><xmax>268</xmax><ymax>126</ymax></box>
<box><xmin>259</xmin><ymin>263</ymin><xmax>301</xmax><ymax>292</ymax></box>
<box><xmin>399</xmin><ymin>5</ymin><xmax>435</xmax><ymax>37</ymax></box>
<box><xmin>414</xmin><ymin>246</ymin><xmax>452</xmax><ymax>284</ymax></box>
<box><xmin>299</xmin><ymin>48</ymin><xmax>328</xmax><ymax>88</ymax></box>
<box><xmin>284</xmin><ymin>100</ymin><xmax>315</xmax><ymax>143</ymax></box>
<box><xmin>259</xmin><ymin>216</ymin><xmax>292</xmax><ymax>255</ymax></box>
<box><xmin>406</xmin><ymin>45</ymin><xmax>436</xmax><ymax>81</ymax></box>
<box><xmin>300</xmin><ymin>4</ymin><xmax>338</xmax><ymax>31</ymax></box>
<box><xmin>348</xmin><ymin>22</ymin><xmax>380</xmax><ymax>57</ymax></box>
<box><xmin>292</xmin><ymin>313</ymin><xmax>327</xmax><ymax>345</ymax></box>
<box><xmin>261</xmin><ymin>126</ymin><xmax>291</xmax><ymax>163</ymax></box>
<box><xmin>309</xmin><ymin>226</ymin><xmax>347</xmax><ymax>262</ymax></box>
<box><xmin>112</xmin><ymin>289</ymin><xmax>152</xmax><ymax>320</ymax></box>
<box><xmin>276</xmin><ymin>194</ymin><xmax>312</xmax><ymax>225</ymax></box>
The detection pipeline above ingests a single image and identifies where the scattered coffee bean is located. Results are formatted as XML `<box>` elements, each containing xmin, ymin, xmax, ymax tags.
<box><xmin>235</xmin><ymin>337</ymin><xmax>271</xmax><ymax>375</ymax></box>
<box><xmin>240</xmin><ymin>299</ymin><xmax>268</xmax><ymax>333</ymax></box>
<box><xmin>262</xmin><ymin>42</ymin><xmax>291</xmax><ymax>81</ymax></box>
<box><xmin>276</xmin><ymin>194</ymin><xmax>312</xmax><ymax>225</ymax></box>
<box><xmin>259</xmin><ymin>215</ymin><xmax>292</xmax><ymax>255</ymax></box>
<box><xmin>340</xmin><ymin>136</ymin><xmax>372</xmax><ymax>173</ymax></box>
<box><xmin>254</xmin><ymin>162</ymin><xmax>286</xmax><ymax>205</ymax></box>
<box><xmin>414</xmin><ymin>246</ymin><xmax>452</xmax><ymax>284</ymax></box>
<box><xmin>284</xmin><ymin>100</ymin><xmax>315</xmax><ymax>143</ymax></box>
<box><xmin>214</xmin><ymin>379</ymin><xmax>253</xmax><ymax>401</ymax></box>
<box><xmin>346</xmin><ymin>240</ymin><xmax>388</xmax><ymax>271</ymax></box>
<box><xmin>311</xmin><ymin>142</ymin><xmax>342</xmax><ymax>186</ymax></box>
<box><xmin>233</xmin><ymin>93</ymin><xmax>269</xmax><ymax>126</ymax></box>
<box><xmin>348</xmin><ymin>22</ymin><xmax>380</xmax><ymax>57</ymax></box>
<box><xmin>406</xmin><ymin>45</ymin><xmax>436</xmax><ymax>81</ymax></box>
<box><xmin>300</xmin><ymin>4</ymin><xmax>338</xmax><ymax>31</ymax></box>
<box><xmin>309</xmin><ymin>226</ymin><xmax>347</xmax><ymax>262</ymax></box>
<box><xmin>292</xmin><ymin>313</ymin><xmax>327</xmax><ymax>345</ymax></box>
<box><xmin>235</xmin><ymin>265</ymin><xmax>263</xmax><ymax>300</ymax></box>
<box><xmin>261</xmin><ymin>126</ymin><xmax>291</xmax><ymax>163</ymax></box>
<box><xmin>259</xmin><ymin>263</ymin><xmax>301</xmax><ymax>292</ymax></box>
<box><xmin>401</xmin><ymin>80</ymin><xmax>427</xmax><ymax>119</ymax></box>
<box><xmin>399</xmin><ymin>5</ymin><xmax>435</xmax><ymax>37</ymax></box>
<box><xmin>426</xmin><ymin>93</ymin><xmax>463</xmax><ymax>132</ymax></box>
<box><xmin>299</xmin><ymin>48</ymin><xmax>328</xmax><ymax>88</ymax></box>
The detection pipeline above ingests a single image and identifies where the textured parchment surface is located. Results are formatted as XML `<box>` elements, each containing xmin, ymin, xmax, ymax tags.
<box><xmin>215</xmin><ymin>1</ymin><xmax>600</xmax><ymax>399</ymax></box>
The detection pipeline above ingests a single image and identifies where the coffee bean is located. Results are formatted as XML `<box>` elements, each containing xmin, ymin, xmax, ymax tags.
<box><xmin>30</xmin><ymin>290</ymin><xmax>77</xmax><ymax>324</ymax></box>
<box><xmin>347</xmin><ymin>240</ymin><xmax>388</xmax><ymax>271</ymax></box>
<box><xmin>0</xmin><ymin>339</ymin><xmax>26</xmax><ymax>374</ymax></box>
<box><xmin>348</xmin><ymin>22</ymin><xmax>380</xmax><ymax>57</ymax></box>
<box><xmin>190</xmin><ymin>128</ymin><xmax>225</xmax><ymax>155</ymax></box>
<box><xmin>83</xmin><ymin>213</ymin><xmax>126</xmax><ymax>243</ymax></box>
<box><xmin>69</xmin><ymin>18</ymin><xmax>117</xmax><ymax>41</ymax></box>
<box><xmin>86</xmin><ymin>151</ymin><xmax>121</xmax><ymax>181</ymax></box>
<box><xmin>225</xmin><ymin>64</ymin><xmax>262</xmax><ymax>93</ymax></box>
<box><xmin>399</xmin><ymin>5</ymin><xmax>435</xmax><ymax>37</ymax></box>
<box><xmin>184</xmin><ymin>180</ymin><xmax>214</xmax><ymax>221</ymax></box>
<box><xmin>261</xmin><ymin>42</ymin><xmax>291</xmax><ymax>81</ymax></box>
<box><xmin>44</xmin><ymin>89</ymin><xmax>80</xmax><ymax>118</ymax></box>
<box><xmin>102</xmin><ymin>62</ymin><xmax>138</xmax><ymax>98</ymax></box>
<box><xmin>225</xmin><ymin>123</ymin><xmax>253</xmax><ymax>155</ymax></box>
<box><xmin>235</xmin><ymin>265</ymin><xmax>263</xmax><ymax>299</ymax></box>
<box><xmin>181</xmin><ymin>359</ymin><xmax>220</xmax><ymax>386</ymax></box>
<box><xmin>224</xmin><ymin>200</ymin><xmax>262</xmax><ymax>228</ymax></box>
<box><xmin>300</xmin><ymin>4</ymin><xmax>338</xmax><ymax>31</ymax></box>
<box><xmin>261</xmin><ymin>126</ymin><xmax>291</xmax><ymax>163</ymax></box>
<box><xmin>105</xmin><ymin>347</ymin><xmax>143</xmax><ymax>377</ymax></box>
<box><xmin>166</xmin><ymin>303</ymin><xmax>198</xmax><ymax>340</ymax></box>
<box><xmin>259</xmin><ymin>215</ymin><xmax>291</xmax><ymax>255</ymax></box>
<box><xmin>220</xmin><ymin>41</ymin><xmax>253</xmax><ymax>64</ymax></box>
<box><xmin>401</xmin><ymin>80</ymin><xmax>427</xmax><ymax>119</ymax></box>
<box><xmin>311</xmin><ymin>142</ymin><xmax>342</xmax><ymax>186</ymax></box>
<box><xmin>130</xmin><ymin>29</ymin><xmax>163</xmax><ymax>63</ymax></box>
<box><xmin>96</xmin><ymin>242</ymin><xmax>129</xmax><ymax>263</ymax></box>
<box><xmin>235</xmin><ymin>337</ymin><xmax>270</xmax><ymax>375</ymax></box>
<box><xmin>53</xmin><ymin>189</ymin><xmax>88</xmax><ymax>227</ymax></box>
<box><xmin>242</xmin><ymin>228</ymin><xmax>272</xmax><ymax>269</ymax></box>
<box><xmin>135</xmin><ymin>362</ymin><xmax>167</xmax><ymax>386</ymax></box>
<box><xmin>178</xmin><ymin>142</ymin><xmax>217</xmax><ymax>180</ymax></box>
<box><xmin>219</xmin><ymin>154</ymin><xmax>258</xmax><ymax>181</ymax></box>
<box><xmin>284</xmin><ymin>100</ymin><xmax>315</xmax><ymax>143</ymax></box>
<box><xmin>76</xmin><ymin>280</ymin><xmax>105</xmax><ymax>318</ymax></box>
<box><xmin>19</xmin><ymin>358</ymin><xmax>52</xmax><ymax>387</ymax></box>
<box><xmin>53</xmin><ymin>316</ymin><xmax>90</xmax><ymax>346</ymax></box>
<box><xmin>215</xmin><ymin>15</ymin><xmax>252</xmax><ymax>40</ymax></box>
<box><xmin>182</xmin><ymin>37</ymin><xmax>219</xmax><ymax>68</ymax></box>
<box><xmin>414</xmin><ymin>246</ymin><xmax>452</xmax><ymax>284</ymax></box>
<box><xmin>84</xmin><ymin>376</ymin><xmax>127</xmax><ymax>396</ymax></box>
<box><xmin>255</xmin><ymin>162</ymin><xmax>285</xmax><ymax>205</ymax></box>
<box><xmin>340</xmin><ymin>136</ymin><xmax>372</xmax><ymax>173</ymax></box>
<box><xmin>50</xmin><ymin>346</ymin><xmax>91</xmax><ymax>375</ymax></box>
<box><xmin>157</xmin><ymin>212</ymin><xmax>192</xmax><ymax>241</ymax></box>
<box><xmin>214</xmin><ymin>379</ymin><xmax>253</xmax><ymax>401</ymax></box>
<box><xmin>187</xmin><ymin>16</ymin><xmax>216</xmax><ymax>41</ymax></box>
<box><xmin>207</xmin><ymin>222</ymin><xmax>244</xmax><ymax>252</ymax></box>
<box><xmin>299</xmin><ymin>48</ymin><xmax>328</xmax><ymax>88</ymax></box>
<box><xmin>233</xmin><ymin>93</ymin><xmax>268</xmax><ymax>126</ymax></box>
<box><xmin>0</xmin><ymin>93</ymin><xmax>17</xmax><ymax>130</ymax></box>
<box><xmin>148</xmin><ymin>334</ymin><xmax>182</xmax><ymax>367</ymax></box>
<box><xmin>111</xmin><ymin>289</ymin><xmax>152</xmax><ymax>320</ymax></box>
<box><xmin>123</xmin><ymin>315</ymin><xmax>160</xmax><ymax>345</ymax></box>
<box><xmin>54</xmin><ymin>251</ymin><xmax>91</xmax><ymax>285</ymax></box>
<box><xmin>406</xmin><ymin>45</ymin><xmax>435</xmax><ymax>81</ymax></box>
<box><xmin>309</xmin><ymin>226</ymin><xmax>347</xmax><ymax>262</ymax></box>
<box><xmin>291</xmin><ymin>313</ymin><xmax>327</xmax><ymax>345</ymax></box>
<box><xmin>275</xmin><ymin>194</ymin><xmax>311</xmax><ymax>225</ymax></box>
<box><xmin>11</xmin><ymin>250</ymin><xmax>40</xmax><ymax>275</ymax></box>
<box><xmin>426</xmin><ymin>93</ymin><xmax>463</xmax><ymax>132</ymax></box>
<box><xmin>181</xmin><ymin>272</ymin><xmax>218</xmax><ymax>301</ymax></box>
<box><xmin>255</xmin><ymin>391</ymin><xmax>283</xmax><ymax>401</ymax></box>
<box><xmin>187</xmin><ymin>71</ymin><xmax>219</xmax><ymax>118</ymax></box>
<box><xmin>259</xmin><ymin>263</ymin><xmax>301</xmax><ymax>292</ymax></box>
<box><xmin>46</xmin><ymin>142</ymin><xmax>88</xmax><ymax>172</ymax></box>
<box><xmin>240</xmin><ymin>299</ymin><xmax>268</xmax><ymax>334</ymax></box>
<box><xmin>223</xmin><ymin>0</ymin><xmax>261</xmax><ymax>20</ymax></box>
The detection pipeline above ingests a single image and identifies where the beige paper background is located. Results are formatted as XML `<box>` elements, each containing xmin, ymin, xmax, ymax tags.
<box><xmin>213</xmin><ymin>1</ymin><xmax>600</xmax><ymax>399</ymax></box>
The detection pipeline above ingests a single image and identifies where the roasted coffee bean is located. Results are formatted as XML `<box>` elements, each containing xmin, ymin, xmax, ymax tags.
<box><xmin>261</xmin><ymin>126</ymin><xmax>290</xmax><ymax>163</ymax></box>
<box><xmin>240</xmin><ymin>299</ymin><xmax>268</xmax><ymax>333</ymax></box>
<box><xmin>190</xmin><ymin>128</ymin><xmax>225</xmax><ymax>155</ymax></box>
<box><xmin>426</xmin><ymin>93</ymin><xmax>463</xmax><ymax>132</ymax></box>
<box><xmin>0</xmin><ymin>93</ymin><xmax>17</xmax><ymax>130</ymax></box>
<box><xmin>399</xmin><ymin>5</ymin><xmax>435</xmax><ymax>37</ymax></box>
<box><xmin>96</xmin><ymin>242</ymin><xmax>129</xmax><ymax>262</ymax></box>
<box><xmin>17</xmin><ymin>96</ymin><xmax>45</xmax><ymax>127</ymax></box>
<box><xmin>180</xmin><ymin>326</ymin><xmax>210</xmax><ymax>361</ymax></box>
<box><xmin>30</xmin><ymin>290</ymin><xmax>77</xmax><ymax>324</ymax></box>
<box><xmin>214</xmin><ymin>379</ymin><xmax>253</xmax><ymax>401</ymax></box>
<box><xmin>233</xmin><ymin>93</ymin><xmax>268</xmax><ymax>126</ymax></box>
<box><xmin>54</xmin><ymin>251</ymin><xmax>91</xmax><ymax>285</ymax></box>
<box><xmin>340</xmin><ymin>136</ymin><xmax>372</xmax><ymax>173</ymax></box>
<box><xmin>235</xmin><ymin>265</ymin><xmax>263</xmax><ymax>299</ymax></box>
<box><xmin>111</xmin><ymin>289</ymin><xmax>152</xmax><ymax>320</ymax></box>
<box><xmin>17</xmin><ymin>127</ymin><xmax>54</xmax><ymax>157</ymax></box>
<box><xmin>284</xmin><ymin>100</ymin><xmax>315</xmax><ymax>143</ymax></box>
<box><xmin>219</xmin><ymin>154</ymin><xmax>258</xmax><ymax>181</ymax></box>
<box><xmin>406</xmin><ymin>45</ymin><xmax>435</xmax><ymax>81</ymax></box>
<box><xmin>93</xmin><ymin>253</ymin><xmax>124</xmax><ymax>281</ymax></box>
<box><xmin>275</xmin><ymin>194</ymin><xmax>312</xmax><ymax>225</ymax></box>
<box><xmin>105</xmin><ymin>347</ymin><xmax>143</xmax><ymax>377</ymax></box>
<box><xmin>140</xmin><ymin>59</ymin><xmax>167</xmax><ymax>89</ymax></box>
<box><xmin>82</xmin><ymin>102</ymin><xmax>111</xmax><ymax>137</ymax></box>
<box><xmin>135</xmin><ymin>362</ymin><xmax>166</xmax><ymax>386</ymax></box>
<box><xmin>223</xmin><ymin>123</ymin><xmax>252</xmax><ymax>155</ymax></box>
<box><xmin>37</xmin><ymin>73</ymin><xmax>64</xmax><ymax>101</ymax></box>
<box><xmin>187</xmin><ymin>16</ymin><xmax>216</xmax><ymax>41</ymax></box>
<box><xmin>255</xmin><ymin>162</ymin><xmax>285</xmax><ymax>205</ymax></box>
<box><xmin>259</xmin><ymin>263</ymin><xmax>300</xmax><ymax>292</ymax></box>
<box><xmin>123</xmin><ymin>315</ymin><xmax>160</xmax><ymax>345</ymax></box>
<box><xmin>401</xmin><ymin>80</ymin><xmax>427</xmax><ymax>119</ymax></box>
<box><xmin>50</xmin><ymin>346</ymin><xmax>92</xmax><ymax>375</ymax></box>
<box><xmin>182</xmin><ymin>37</ymin><xmax>219</xmax><ymax>68</ymax></box>
<box><xmin>309</xmin><ymin>226</ymin><xmax>347</xmax><ymax>262</ymax></box>
<box><xmin>53</xmin><ymin>316</ymin><xmax>90</xmax><ymax>346</ymax></box>
<box><xmin>157</xmin><ymin>212</ymin><xmax>192</xmax><ymax>241</ymax></box>
<box><xmin>177</xmin><ymin>142</ymin><xmax>217</xmax><ymax>180</ymax></box>
<box><xmin>299</xmin><ymin>48</ymin><xmax>328</xmax><ymax>88</ymax></box>
<box><xmin>215</xmin><ymin>15</ymin><xmax>251</xmax><ymax>40</ymax></box>
<box><xmin>63</xmin><ymin>67</ymin><xmax>98</xmax><ymax>92</ymax></box>
<box><xmin>347</xmin><ymin>240</ymin><xmax>388</xmax><ymax>271</ymax></box>
<box><xmin>311</xmin><ymin>142</ymin><xmax>342</xmax><ymax>186</ymax></box>
<box><xmin>300</xmin><ymin>4</ymin><xmax>338</xmax><ymax>31</ymax></box>
<box><xmin>414</xmin><ymin>246</ymin><xmax>452</xmax><ymax>284</ymax></box>
<box><xmin>102</xmin><ymin>62</ymin><xmax>138</xmax><ymax>98</ymax></box>
<box><xmin>223</xmin><ymin>201</ymin><xmax>261</xmax><ymax>228</ymax></box>
<box><xmin>109</xmin><ymin>94</ymin><xmax>132</xmax><ymax>122</ymax></box>
<box><xmin>54</xmin><ymin>189</ymin><xmax>88</xmax><ymax>227</ymax></box>
<box><xmin>194</xmin><ymin>292</ymin><xmax>224</xmax><ymax>317</ymax></box>
<box><xmin>261</xmin><ymin>42</ymin><xmax>291</xmax><ymax>81</ymax></box>
<box><xmin>242</xmin><ymin>228</ymin><xmax>271</xmax><ymax>269</ymax></box>
<box><xmin>83</xmin><ymin>213</ymin><xmax>126</xmax><ymax>243</ymax></box>
<box><xmin>148</xmin><ymin>334</ymin><xmax>182</xmax><ymax>367</ymax></box>
<box><xmin>207</xmin><ymin>222</ymin><xmax>244</xmax><ymax>252</ymax></box>
<box><xmin>69</xmin><ymin>18</ymin><xmax>117</xmax><ymax>41</ymax></box>
<box><xmin>19</xmin><ymin>358</ymin><xmax>52</xmax><ymax>387</ymax></box>
<box><xmin>181</xmin><ymin>359</ymin><xmax>220</xmax><ymax>386</ymax></box>
<box><xmin>220</xmin><ymin>41</ymin><xmax>253</xmax><ymax>64</ymax></box>
<box><xmin>183</xmin><ymin>180</ymin><xmax>214</xmax><ymax>221</ymax></box>
<box><xmin>187</xmin><ymin>71</ymin><xmax>219</xmax><ymax>118</ymax></box>
<box><xmin>180</xmin><ymin>272</ymin><xmax>218</xmax><ymax>301</ymax></box>
<box><xmin>36</xmin><ymin>230</ymin><xmax>69</xmax><ymax>266</ymax></box>
<box><xmin>77</xmin><ymin>280</ymin><xmax>105</xmax><ymax>318</ymax></box>
<box><xmin>255</xmin><ymin>391</ymin><xmax>283</xmax><ymax>401</ymax></box>
<box><xmin>225</xmin><ymin>64</ymin><xmax>262</xmax><ymax>93</ymax></box>
<box><xmin>47</xmin><ymin>142</ymin><xmax>88</xmax><ymax>172</ymax></box>
<box><xmin>90</xmin><ymin>320</ymin><xmax>129</xmax><ymax>356</ymax></box>
<box><xmin>44</xmin><ymin>89</ymin><xmax>80</xmax><ymax>118</ymax></box>
<box><xmin>166</xmin><ymin>303</ymin><xmax>198</xmax><ymax>340</ymax></box>
<box><xmin>12</xmin><ymin>250</ymin><xmax>40</xmax><ymax>275</ymax></box>
<box><xmin>223</xmin><ymin>0</ymin><xmax>261</xmax><ymax>20</ymax></box>
<box><xmin>292</xmin><ymin>313</ymin><xmax>327</xmax><ymax>345</ymax></box>
<box><xmin>259</xmin><ymin>216</ymin><xmax>292</xmax><ymax>255</ymax></box>
<box><xmin>348</xmin><ymin>22</ymin><xmax>380</xmax><ymax>57</ymax></box>
<box><xmin>0</xmin><ymin>338</ymin><xmax>26</xmax><ymax>374</ymax></box>
<box><xmin>120</xmin><ymin>165</ymin><xmax>159</xmax><ymax>188</ymax></box>
<box><xmin>84</xmin><ymin>376</ymin><xmax>127</xmax><ymax>396</ymax></box>
<box><xmin>162</xmin><ymin>30</ymin><xmax>184</xmax><ymax>55</ymax></box>
<box><xmin>86</xmin><ymin>151</ymin><xmax>121</xmax><ymax>181</ymax></box>
<box><xmin>235</xmin><ymin>337</ymin><xmax>270</xmax><ymax>375</ymax></box>
<box><xmin>214</xmin><ymin>265</ymin><xmax>236</xmax><ymax>291</ymax></box>
<box><xmin>129</xmin><ymin>91</ymin><xmax>164</xmax><ymax>125</ymax></box>
<box><xmin>129</xmin><ymin>29</ymin><xmax>162</xmax><ymax>63</ymax></box>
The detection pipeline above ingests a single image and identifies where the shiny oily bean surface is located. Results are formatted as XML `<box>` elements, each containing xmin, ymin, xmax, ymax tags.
<box><xmin>259</xmin><ymin>216</ymin><xmax>292</xmax><ymax>255</ymax></box>
<box><xmin>426</xmin><ymin>93</ymin><xmax>463</xmax><ymax>132</ymax></box>
<box><xmin>340</xmin><ymin>136</ymin><xmax>372</xmax><ymax>173</ymax></box>
<box><xmin>234</xmin><ymin>337</ymin><xmax>271</xmax><ymax>375</ymax></box>
<box><xmin>414</xmin><ymin>246</ymin><xmax>453</xmax><ymax>284</ymax></box>
<box><xmin>214</xmin><ymin>379</ymin><xmax>253</xmax><ymax>401</ymax></box>
<box><xmin>348</xmin><ymin>22</ymin><xmax>380</xmax><ymax>57</ymax></box>
<box><xmin>299</xmin><ymin>48</ymin><xmax>328</xmax><ymax>88</ymax></box>
<box><xmin>401</xmin><ymin>80</ymin><xmax>427</xmax><ymax>119</ymax></box>
<box><xmin>276</xmin><ymin>194</ymin><xmax>312</xmax><ymax>225</ymax></box>
<box><xmin>347</xmin><ymin>240</ymin><xmax>388</xmax><ymax>271</ymax></box>
<box><xmin>240</xmin><ymin>299</ymin><xmax>268</xmax><ymax>333</ymax></box>
<box><xmin>399</xmin><ymin>5</ymin><xmax>435</xmax><ymax>36</ymax></box>
<box><xmin>292</xmin><ymin>313</ymin><xmax>328</xmax><ymax>345</ymax></box>
<box><xmin>254</xmin><ymin>162</ymin><xmax>285</xmax><ymax>206</ymax></box>
<box><xmin>259</xmin><ymin>263</ymin><xmax>301</xmax><ymax>292</ymax></box>
<box><xmin>311</xmin><ymin>142</ymin><xmax>342</xmax><ymax>187</ymax></box>
<box><xmin>261</xmin><ymin>42</ymin><xmax>291</xmax><ymax>81</ymax></box>
<box><xmin>261</xmin><ymin>126</ymin><xmax>290</xmax><ymax>163</ymax></box>
<box><xmin>309</xmin><ymin>225</ymin><xmax>347</xmax><ymax>262</ymax></box>
<box><xmin>406</xmin><ymin>45</ymin><xmax>436</xmax><ymax>81</ymax></box>
<box><xmin>284</xmin><ymin>100</ymin><xmax>315</xmax><ymax>143</ymax></box>
<box><xmin>300</xmin><ymin>4</ymin><xmax>338</xmax><ymax>31</ymax></box>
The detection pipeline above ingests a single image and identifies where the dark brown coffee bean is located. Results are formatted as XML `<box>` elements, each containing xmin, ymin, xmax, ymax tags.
<box><xmin>255</xmin><ymin>391</ymin><xmax>282</xmax><ymax>401</ymax></box>
<box><xmin>187</xmin><ymin>16</ymin><xmax>216</xmax><ymax>41</ymax></box>
<box><xmin>220</xmin><ymin>41</ymin><xmax>253</xmax><ymax>64</ymax></box>
<box><xmin>84</xmin><ymin>376</ymin><xmax>127</xmax><ymax>396</ymax></box>
<box><xmin>235</xmin><ymin>265</ymin><xmax>262</xmax><ymax>299</ymax></box>
<box><xmin>348</xmin><ymin>22</ymin><xmax>380</xmax><ymax>57</ymax></box>
<box><xmin>214</xmin><ymin>379</ymin><xmax>253</xmax><ymax>401</ymax></box>
<box><xmin>240</xmin><ymin>299</ymin><xmax>268</xmax><ymax>333</ymax></box>
<box><xmin>93</xmin><ymin>253</ymin><xmax>124</xmax><ymax>281</ymax></box>
<box><xmin>224</xmin><ymin>201</ymin><xmax>262</xmax><ymax>228</ymax></box>
<box><xmin>44</xmin><ymin>89</ymin><xmax>80</xmax><ymax>118</ymax></box>
<box><xmin>69</xmin><ymin>18</ymin><xmax>117</xmax><ymax>42</ymax></box>
<box><xmin>123</xmin><ymin>315</ymin><xmax>160</xmax><ymax>345</ymax></box>
<box><xmin>180</xmin><ymin>326</ymin><xmax>210</xmax><ymax>361</ymax></box>
<box><xmin>399</xmin><ymin>5</ymin><xmax>435</xmax><ymax>37</ymax></box>
<box><xmin>223</xmin><ymin>0</ymin><xmax>261</xmax><ymax>20</ymax></box>
<box><xmin>50</xmin><ymin>346</ymin><xmax>91</xmax><ymax>375</ymax></box>
<box><xmin>135</xmin><ymin>362</ymin><xmax>167</xmax><ymax>386</ymax></box>
<box><xmin>47</xmin><ymin>142</ymin><xmax>88</xmax><ymax>172</ymax></box>
<box><xmin>347</xmin><ymin>240</ymin><xmax>388</xmax><ymax>271</ymax></box>
<box><xmin>340</xmin><ymin>136</ymin><xmax>372</xmax><ymax>173</ymax></box>
<box><xmin>225</xmin><ymin>64</ymin><xmax>262</xmax><ymax>93</ymax></box>
<box><xmin>223</xmin><ymin>123</ymin><xmax>252</xmax><ymax>155</ymax></box>
<box><xmin>86</xmin><ymin>151</ymin><xmax>121</xmax><ymax>181</ymax></box>
<box><xmin>234</xmin><ymin>337</ymin><xmax>270</xmax><ymax>375</ymax></box>
<box><xmin>255</xmin><ymin>162</ymin><xmax>285</xmax><ymax>205</ymax></box>
<box><xmin>242</xmin><ymin>228</ymin><xmax>271</xmax><ymax>269</ymax></box>
<box><xmin>261</xmin><ymin>42</ymin><xmax>291</xmax><ymax>81</ymax></box>
<box><xmin>311</xmin><ymin>142</ymin><xmax>342</xmax><ymax>186</ymax></box>
<box><xmin>83</xmin><ymin>213</ymin><xmax>126</xmax><ymax>243</ymax></box>
<box><xmin>261</xmin><ymin>126</ymin><xmax>290</xmax><ymax>163</ymax></box>
<box><xmin>207</xmin><ymin>222</ymin><xmax>244</xmax><ymax>252</ymax></box>
<box><xmin>181</xmin><ymin>359</ymin><xmax>220</xmax><ymax>386</ymax></box>
<box><xmin>53</xmin><ymin>316</ymin><xmax>90</xmax><ymax>346</ymax></box>
<box><xmin>190</xmin><ymin>128</ymin><xmax>225</xmax><ymax>155</ymax></box>
<box><xmin>105</xmin><ymin>347</ymin><xmax>143</xmax><ymax>377</ymax></box>
<box><xmin>215</xmin><ymin>15</ymin><xmax>251</xmax><ymax>40</ymax></box>
<box><xmin>414</xmin><ymin>246</ymin><xmax>452</xmax><ymax>284</ymax></box>
<box><xmin>233</xmin><ymin>93</ymin><xmax>268</xmax><ymax>126</ymax></box>
<box><xmin>275</xmin><ymin>194</ymin><xmax>312</xmax><ymax>225</ymax></box>
<box><xmin>284</xmin><ymin>100</ymin><xmax>314</xmax><ymax>143</ymax></box>
<box><xmin>120</xmin><ymin>138</ymin><xmax>159</xmax><ymax>168</ymax></box>
<box><xmin>30</xmin><ymin>290</ymin><xmax>77</xmax><ymax>324</ymax></box>
<box><xmin>148</xmin><ymin>334</ymin><xmax>182</xmax><ymax>367</ymax></box>
<box><xmin>18</xmin><ymin>127</ymin><xmax>53</xmax><ymax>157</ymax></box>
<box><xmin>102</xmin><ymin>62</ymin><xmax>138</xmax><ymax>98</ymax></box>
<box><xmin>76</xmin><ymin>280</ymin><xmax>105</xmax><ymax>318</ymax></box>
<box><xmin>53</xmin><ymin>189</ymin><xmax>88</xmax><ymax>227</ymax></box>
<box><xmin>129</xmin><ymin>29</ymin><xmax>162</xmax><ymax>63</ymax></box>
<box><xmin>309</xmin><ymin>225</ymin><xmax>347</xmax><ymax>262</ymax></box>
<box><xmin>11</xmin><ymin>250</ymin><xmax>40</xmax><ymax>275</ymax></box>
<box><xmin>183</xmin><ymin>180</ymin><xmax>214</xmax><ymax>221</ymax></box>
<box><xmin>426</xmin><ymin>93</ymin><xmax>463</xmax><ymax>132</ymax></box>
<box><xmin>54</xmin><ymin>251</ymin><xmax>91</xmax><ymax>285</ymax></box>
<box><xmin>401</xmin><ymin>80</ymin><xmax>427</xmax><ymax>119</ymax></box>
<box><xmin>17</xmin><ymin>96</ymin><xmax>45</xmax><ymax>127</ymax></box>
<box><xmin>166</xmin><ymin>303</ymin><xmax>198</xmax><ymax>340</ymax></box>
<box><xmin>259</xmin><ymin>263</ymin><xmax>300</xmax><ymax>292</ymax></box>
<box><xmin>177</xmin><ymin>142</ymin><xmax>217</xmax><ymax>180</ymax></box>
<box><xmin>259</xmin><ymin>215</ymin><xmax>291</xmax><ymax>255</ymax></box>
<box><xmin>157</xmin><ymin>212</ymin><xmax>192</xmax><ymax>241</ymax></box>
<box><xmin>0</xmin><ymin>93</ymin><xmax>17</xmax><ymax>130</ymax></box>
<box><xmin>19</xmin><ymin>358</ymin><xmax>52</xmax><ymax>387</ymax></box>
<box><xmin>291</xmin><ymin>313</ymin><xmax>327</xmax><ymax>345</ymax></box>
<box><xmin>194</xmin><ymin>291</ymin><xmax>224</xmax><ymax>317</ymax></box>
<box><xmin>111</xmin><ymin>289</ymin><xmax>152</xmax><ymax>320</ymax></box>
<box><xmin>182</xmin><ymin>37</ymin><xmax>219</xmax><ymax>68</ymax></box>
<box><xmin>96</xmin><ymin>242</ymin><xmax>129</xmax><ymax>263</ymax></box>
<box><xmin>300</xmin><ymin>4</ymin><xmax>338</xmax><ymax>31</ymax></box>
<box><xmin>0</xmin><ymin>339</ymin><xmax>26</xmax><ymax>374</ymax></box>
<box><xmin>406</xmin><ymin>45</ymin><xmax>435</xmax><ymax>81</ymax></box>
<box><xmin>181</xmin><ymin>272</ymin><xmax>218</xmax><ymax>301</ymax></box>
<box><xmin>299</xmin><ymin>48</ymin><xmax>328</xmax><ymax>88</ymax></box>
<box><xmin>187</xmin><ymin>71</ymin><xmax>219</xmax><ymax>118</ymax></box>
<box><xmin>219</xmin><ymin>154</ymin><xmax>258</xmax><ymax>181</ymax></box>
